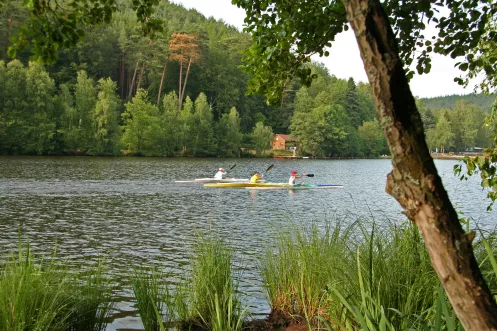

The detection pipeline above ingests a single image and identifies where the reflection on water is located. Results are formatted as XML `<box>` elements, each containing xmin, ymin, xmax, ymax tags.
<box><xmin>0</xmin><ymin>156</ymin><xmax>495</xmax><ymax>329</ymax></box>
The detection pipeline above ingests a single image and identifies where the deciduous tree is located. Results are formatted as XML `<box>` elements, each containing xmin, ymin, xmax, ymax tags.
<box><xmin>251</xmin><ymin>122</ymin><xmax>273</xmax><ymax>155</ymax></box>
<box><xmin>217</xmin><ymin>107</ymin><xmax>243</xmax><ymax>157</ymax></box>
<box><xmin>161</xmin><ymin>91</ymin><xmax>181</xmax><ymax>155</ymax></box>
<box><xmin>191</xmin><ymin>93</ymin><xmax>214</xmax><ymax>156</ymax></box>
<box><xmin>358</xmin><ymin>120</ymin><xmax>387</xmax><ymax>157</ymax></box>
<box><xmin>121</xmin><ymin>89</ymin><xmax>161</xmax><ymax>155</ymax></box>
<box><xmin>90</xmin><ymin>78</ymin><xmax>122</xmax><ymax>155</ymax></box>
<box><xmin>233</xmin><ymin>0</ymin><xmax>497</xmax><ymax>327</ymax></box>
<box><xmin>74</xmin><ymin>70</ymin><xmax>97</xmax><ymax>152</ymax></box>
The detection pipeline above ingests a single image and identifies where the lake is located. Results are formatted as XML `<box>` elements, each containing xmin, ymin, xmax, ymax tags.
<box><xmin>0</xmin><ymin>156</ymin><xmax>495</xmax><ymax>329</ymax></box>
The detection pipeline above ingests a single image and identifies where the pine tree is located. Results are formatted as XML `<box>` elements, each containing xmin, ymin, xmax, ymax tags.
<box><xmin>343</xmin><ymin>78</ymin><xmax>361</xmax><ymax>129</ymax></box>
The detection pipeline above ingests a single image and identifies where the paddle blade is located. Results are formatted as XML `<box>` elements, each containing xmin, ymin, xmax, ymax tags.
<box><xmin>306</xmin><ymin>174</ymin><xmax>314</xmax><ymax>177</ymax></box>
<box><xmin>261</xmin><ymin>164</ymin><xmax>274</xmax><ymax>178</ymax></box>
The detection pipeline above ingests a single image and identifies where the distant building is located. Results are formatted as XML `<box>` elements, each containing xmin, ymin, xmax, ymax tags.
<box><xmin>462</xmin><ymin>147</ymin><xmax>484</xmax><ymax>156</ymax></box>
<box><xmin>271</xmin><ymin>134</ymin><xmax>297</xmax><ymax>150</ymax></box>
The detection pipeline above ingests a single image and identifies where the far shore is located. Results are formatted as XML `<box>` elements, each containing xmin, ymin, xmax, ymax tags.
<box><xmin>431</xmin><ymin>153</ymin><xmax>472</xmax><ymax>160</ymax></box>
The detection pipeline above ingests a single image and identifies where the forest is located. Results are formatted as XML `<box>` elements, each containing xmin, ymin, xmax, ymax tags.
<box><xmin>0</xmin><ymin>0</ymin><xmax>494</xmax><ymax>157</ymax></box>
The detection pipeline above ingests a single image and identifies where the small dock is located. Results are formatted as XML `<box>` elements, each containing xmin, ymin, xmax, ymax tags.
<box><xmin>273</xmin><ymin>156</ymin><xmax>309</xmax><ymax>159</ymax></box>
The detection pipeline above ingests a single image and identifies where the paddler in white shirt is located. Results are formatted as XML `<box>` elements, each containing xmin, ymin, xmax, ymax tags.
<box><xmin>289</xmin><ymin>170</ymin><xmax>305</xmax><ymax>185</ymax></box>
<box><xmin>214</xmin><ymin>168</ymin><xmax>226</xmax><ymax>179</ymax></box>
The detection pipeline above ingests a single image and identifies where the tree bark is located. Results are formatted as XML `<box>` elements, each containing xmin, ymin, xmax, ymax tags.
<box><xmin>136</xmin><ymin>62</ymin><xmax>146</xmax><ymax>91</ymax></box>
<box><xmin>119</xmin><ymin>53</ymin><xmax>125</xmax><ymax>98</ymax></box>
<box><xmin>180</xmin><ymin>57</ymin><xmax>193</xmax><ymax>110</ymax></box>
<box><xmin>157</xmin><ymin>60</ymin><xmax>168</xmax><ymax>105</ymax></box>
<box><xmin>178</xmin><ymin>58</ymin><xmax>183</xmax><ymax>111</ymax></box>
<box><xmin>129</xmin><ymin>60</ymin><xmax>140</xmax><ymax>99</ymax></box>
<box><xmin>341</xmin><ymin>0</ymin><xmax>497</xmax><ymax>330</ymax></box>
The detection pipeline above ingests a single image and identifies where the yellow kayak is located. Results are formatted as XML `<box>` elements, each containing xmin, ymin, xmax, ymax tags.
<box><xmin>204</xmin><ymin>182</ymin><xmax>267</xmax><ymax>188</ymax></box>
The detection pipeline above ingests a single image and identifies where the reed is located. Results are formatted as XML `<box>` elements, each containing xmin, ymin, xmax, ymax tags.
<box><xmin>131</xmin><ymin>266</ymin><xmax>172</xmax><ymax>331</ymax></box>
<box><xmin>260</xmin><ymin>221</ymin><xmax>356</xmax><ymax>326</ymax></box>
<box><xmin>0</xmin><ymin>242</ymin><xmax>113</xmax><ymax>331</ymax></box>
<box><xmin>0</xmin><ymin>243</ymin><xmax>72</xmax><ymax>331</ymax></box>
<box><xmin>349</xmin><ymin>223</ymin><xmax>438</xmax><ymax>328</ymax></box>
<box><xmin>66</xmin><ymin>259</ymin><xmax>114</xmax><ymax>331</ymax></box>
<box><xmin>130</xmin><ymin>233</ymin><xmax>248</xmax><ymax>330</ymax></box>
<box><xmin>182</xmin><ymin>233</ymin><xmax>248</xmax><ymax>330</ymax></box>
<box><xmin>260</xmin><ymin>220</ymin><xmax>497</xmax><ymax>330</ymax></box>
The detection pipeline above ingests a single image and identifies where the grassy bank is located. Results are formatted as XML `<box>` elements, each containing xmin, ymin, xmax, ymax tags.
<box><xmin>261</xmin><ymin>221</ymin><xmax>497</xmax><ymax>330</ymax></box>
<box><xmin>0</xmin><ymin>243</ymin><xmax>113</xmax><ymax>331</ymax></box>
<box><xmin>1</xmin><ymin>221</ymin><xmax>496</xmax><ymax>330</ymax></box>
<box><xmin>131</xmin><ymin>233</ymin><xmax>248</xmax><ymax>330</ymax></box>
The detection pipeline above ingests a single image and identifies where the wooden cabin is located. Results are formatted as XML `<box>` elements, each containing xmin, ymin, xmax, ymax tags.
<box><xmin>271</xmin><ymin>134</ymin><xmax>297</xmax><ymax>150</ymax></box>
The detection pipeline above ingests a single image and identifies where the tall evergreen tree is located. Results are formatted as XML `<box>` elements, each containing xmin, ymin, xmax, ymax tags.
<box><xmin>343</xmin><ymin>77</ymin><xmax>361</xmax><ymax>128</ymax></box>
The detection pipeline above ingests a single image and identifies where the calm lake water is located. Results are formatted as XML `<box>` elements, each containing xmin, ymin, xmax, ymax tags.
<box><xmin>0</xmin><ymin>156</ymin><xmax>495</xmax><ymax>329</ymax></box>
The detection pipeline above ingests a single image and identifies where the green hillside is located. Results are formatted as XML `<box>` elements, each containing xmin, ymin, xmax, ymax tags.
<box><xmin>1</xmin><ymin>1</ymin><xmax>493</xmax><ymax>157</ymax></box>
<box><xmin>421</xmin><ymin>93</ymin><xmax>496</xmax><ymax>111</ymax></box>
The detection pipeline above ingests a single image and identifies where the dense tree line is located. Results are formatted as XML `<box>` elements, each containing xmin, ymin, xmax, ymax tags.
<box><xmin>418</xmin><ymin>99</ymin><xmax>492</xmax><ymax>153</ymax></box>
<box><xmin>421</xmin><ymin>93</ymin><xmax>497</xmax><ymax>111</ymax></box>
<box><xmin>0</xmin><ymin>60</ymin><xmax>273</xmax><ymax>156</ymax></box>
<box><xmin>0</xmin><ymin>0</ymin><xmax>493</xmax><ymax>158</ymax></box>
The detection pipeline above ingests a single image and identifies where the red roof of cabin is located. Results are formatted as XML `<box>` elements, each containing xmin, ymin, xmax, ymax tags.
<box><xmin>276</xmin><ymin>134</ymin><xmax>297</xmax><ymax>141</ymax></box>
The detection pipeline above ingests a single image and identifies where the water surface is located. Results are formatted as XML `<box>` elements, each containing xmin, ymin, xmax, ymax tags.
<box><xmin>0</xmin><ymin>156</ymin><xmax>495</xmax><ymax>329</ymax></box>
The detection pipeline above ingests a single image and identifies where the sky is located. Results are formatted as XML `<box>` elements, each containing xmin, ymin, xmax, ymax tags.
<box><xmin>172</xmin><ymin>0</ymin><xmax>478</xmax><ymax>99</ymax></box>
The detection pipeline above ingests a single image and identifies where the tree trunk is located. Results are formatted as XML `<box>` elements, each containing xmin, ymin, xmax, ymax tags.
<box><xmin>136</xmin><ymin>62</ymin><xmax>146</xmax><ymax>91</ymax></box>
<box><xmin>341</xmin><ymin>1</ymin><xmax>497</xmax><ymax>330</ymax></box>
<box><xmin>178</xmin><ymin>58</ymin><xmax>183</xmax><ymax>111</ymax></box>
<box><xmin>180</xmin><ymin>57</ymin><xmax>193</xmax><ymax>108</ymax></box>
<box><xmin>120</xmin><ymin>53</ymin><xmax>125</xmax><ymax>98</ymax></box>
<box><xmin>4</xmin><ymin>18</ymin><xmax>11</xmax><ymax>59</ymax></box>
<box><xmin>129</xmin><ymin>60</ymin><xmax>140</xmax><ymax>99</ymax></box>
<box><xmin>157</xmin><ymin>60</ymin><xmax>168</xmax><ymax>105</ymax></box>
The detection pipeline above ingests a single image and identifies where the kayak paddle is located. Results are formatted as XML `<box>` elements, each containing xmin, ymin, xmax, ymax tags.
<box><xmin>229</xmin><ymin>164</ymin><xmax>237</xmax><ymax>170</ymax></box>
<box><xmin>262</xmin><ymin>164</ymin><xmax>274</xmax><ymax>177</ymax></box>
<box><xmin>305</xmin><ymin>174</ymin><xmax>314</xmax><ymax>177</ymax></box>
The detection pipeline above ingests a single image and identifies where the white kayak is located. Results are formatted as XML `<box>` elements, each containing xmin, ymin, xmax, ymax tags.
<box><xmin>175</xmin><ymin>178</ymin><xmax>251</xmax><ymax>183</ymax></box>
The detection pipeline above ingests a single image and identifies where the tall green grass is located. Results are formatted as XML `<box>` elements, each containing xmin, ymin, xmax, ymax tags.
<box><xmin>185</xmin><ymin>233</ymin><xmax>248</xmax><ymax>330</ymax></box>
<box><xmin>131</xmin><ymin>233</ymin><xmax>249</xmax><ymax>331</ymax></box>
<box><xmin>261</xmin><ymin>222</ymin><xmax>355</xmax><ymax>326</ymax></box>
<box><xmin>0</xmin><ymin>242</ymin><xmax>113</xmax><ymax>331</ymax></box>
<box><xmin>66</xmin><ymin>259</ymin><xmax>114</xmax><ymax>331</ymax></box>
<box><xmin>261</xmin><ymin>220</ymin><xmax>497</xmax><ymax>330</ymax></box>
<box><xmin>131</xmin><ymin>266</ymin><xmax>172</xmax><ymax>331</ymax></box>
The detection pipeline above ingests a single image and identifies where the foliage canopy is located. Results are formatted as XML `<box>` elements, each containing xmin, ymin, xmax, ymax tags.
<box><xmin>232</xmin><ymin>0</ymin><xmax>497</xmax><ymax>105</ymax></box>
